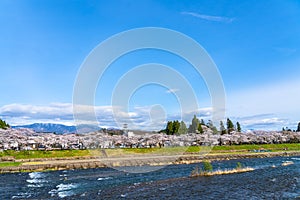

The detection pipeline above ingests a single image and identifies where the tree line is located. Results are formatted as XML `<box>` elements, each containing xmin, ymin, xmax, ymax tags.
<box><xmin>0</xmin><ymin>119</ymin><xmax>10</xmax><ymax>129</ymax></box>
<box><xmin>161</xmin><ymin>115</ymin><xmax>241</xmax><ymax>135</ymax></box>
<box><xmin>282</xmin><ymin>122</ymin><xmax>300</xmax><ymax>132</ymax></box>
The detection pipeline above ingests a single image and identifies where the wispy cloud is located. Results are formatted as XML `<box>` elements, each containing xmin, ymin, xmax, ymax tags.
<box><xmin>181</xmin><ymin>12</ymin><xmax>235</xmax><ymax>23</ymax></box>
<box><xmin>227</xmin><ymin>78</ymin><xmax>300</xmax><ymax>130</ymax></box>
<box><xmin>239</xmin><ymin>115</ymin><xmax>287</xmax><ymax>131</ymax></box>
<box><xmin>0</xmin><ymin>103</ymin><xmax>213</xmax><ymax>131</ymax></box>
<box><xmin>2</xmin><ymin>102</ymin><xmax>295</xmax><ymax>131</ymax></box>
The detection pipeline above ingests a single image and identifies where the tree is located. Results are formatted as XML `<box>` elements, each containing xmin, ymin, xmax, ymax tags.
<box><xmin>200</xmin><ymin>119</ymin><xmax>205</xmax><ymax>126</ymax></box>
<box><xmin>172</xmin><ymin>120</ymin><xmax>180</xmax><ymax>134</ymax></box>
<box><xmin>0</xmin><ymin>119</ymin><xmax>10</xmax><ymax>129</ymax></box>
<box><xmin>207</xmin><ymin>120</ymin><xmax>213</xmax><ymax>128</ymax></box>
<box><xmin>178</xmin><ymin>121</ymin><xmax>188</xmax><ymax>135</ymax></box>
<box><xmin>198</xmin><ymin>123</ymin><xmax>204</xmax><ymax>134</ymax></box>
<box><xmin>236</xmin><ymin>122</ymin><xmax>241</xmax><ymax>132</ymax></box>
<box><xmin>188</xmin><ymin>124</ymin><xmax>192</xmax><ymax>133</ymax></box>
<box><xmin>297</xmin><ymin>122</ymin><xmax>300</xmax><ymax>132</ymax></box>
<box><xmin>165</xmin><ymin>120</ymin><xmax>182</xmax><ymax>135</ymax></box>
<box><xmin>189</xmin><ymin>115</ymin><xmax>199</xmax><ymax>133</ymax></box>
<box><xmin>226</xmin><ymin>118</ymin><xmax>235</xmax><ymax>134</ymax></box>
<box><xmin>166</xmin><ymin>121</ymin><xmax>173</xmax><ymax>135</ymax></box>
<box><xmin>207</xmin><ymin>120</ymin><xmax>218</xmax><ymax>134</ymax></box>
<box><xmin>220</xmin><ymin>121</ymin><xmax>226</xmax><ymax>135</ymax></box>
<box><xmin>211</xmin><ymin>126</ymin><xmax>218</xmax><ymax>134</ymax></box>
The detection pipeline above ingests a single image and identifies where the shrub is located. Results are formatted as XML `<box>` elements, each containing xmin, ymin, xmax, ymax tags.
<box><xmin>236</xmin><ymin>162</ymin><xmax>242</xmax><ymax>169</ymax></box>
<box><xmin>203</xmin><ymin>160</ymin><xmax>213</xmax><ymax>172</ymax></box>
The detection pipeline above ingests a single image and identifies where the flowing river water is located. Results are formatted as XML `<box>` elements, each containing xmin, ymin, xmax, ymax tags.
<box><xmin>1</xmin><ymin>156</ymin><xmax>299</xmax><ymax>199</ymax></box>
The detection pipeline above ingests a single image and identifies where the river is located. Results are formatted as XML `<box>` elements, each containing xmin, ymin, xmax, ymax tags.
<box><xmin>1</xmin><ymin>156</ymin><xmax>299</xmax><ymax>199</ymax></box>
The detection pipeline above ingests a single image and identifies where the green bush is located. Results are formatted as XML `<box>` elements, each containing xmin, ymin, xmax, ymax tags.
<box><xmin>203</xmin><ymin>160</ymin><xmax>213</xmax><ymax>172</ymax></box>
<box><xmin>236</xmin><ymin>162</ymin><xmax>242</xmax><ymax>169</ymax></box>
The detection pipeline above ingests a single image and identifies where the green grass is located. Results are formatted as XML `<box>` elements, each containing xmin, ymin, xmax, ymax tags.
<box><xmin>0</xmin><ymin>149</ymin><xmax>91</xmax><ymax>160</ymax></box>
<box><xmin>0</xmin><ymin>162</ymin><xmax>21</xmax><ymax>167</ymax></box>
<box><xmin>212</xmin><ymin>143</ymin><xmax>300</xmax><ymax>152</ymax></box>
<box><xmin>0</xmin><ymin>143</ymin><xmax>299</xmax><ymax>160</ymax></box>
<box><xmin>116</xmin><ymin>146</ymin><xmax>211</xmax><ymax>155</ymax></box>
<box><xmin>105</xmin><ymin>143</ymin><xmax>300</xmax><ymax>156</ymax></box>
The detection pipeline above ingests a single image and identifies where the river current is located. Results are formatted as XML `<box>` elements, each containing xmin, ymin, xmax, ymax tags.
<box><xmin>1</xmin><ymin>156</ymin><xmax>299</xmax><ymax>199</ymax></box>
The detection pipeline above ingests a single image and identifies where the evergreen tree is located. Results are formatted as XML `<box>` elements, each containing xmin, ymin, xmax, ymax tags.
<box><xmin>178</xmin><ymin>121</ymin><xmax>188</xmax><ymax>135</ymax></box>
<box><xmin>200</xmin><ymin>119</ymin><xmax>205</xmax><ymax>126</ymax></box>
<box><xmin>0</xmin><ymin>119</ymin><xmax>10</xmax><ymax>129</ymax></box>
<box><xmin>207</xmin><ymin>120</ymin><xmax>213</xmax><ymax>128</ymax></box>
<box><xmin>220</xmin><ymin>121</ymin><xmax>226</xmax><ymax>135</ymax></box>
<box><xmin>211</xmin><ymin>126</ymin><xmax>218</xmax><ymax>134</ymax></box>
<box><xmin>197</xmin><ymin>123</ymin><xmax>204</xmax><ymax>134</ymax></box>
<box><xmin>226</xmin><ymin>118</ymin><xmax>235</xmax><ymax>134</ymax></box>
<box><xmin>236</xmin><ymin>122</ymin><xmax>241</xmax><ymax>132</ymax></box>
<box><xmin>297</xmin><ymin>122</ymin><xmax>300</xmax><ymax>132</ymax></box>
<box><xmin>189</xmin><ymin>115</ymin><xmax>199</xmax><ymax>133</ymax></box>
<box><xmin>207</xmin><ymin>120</ymin><xmax>218</xmax><ymax>134</ymax></box>
<box><xmin>166</xmin><ymin>121</ymin><xmax>173</xmax><ymax>135</ymax></box>
<box><xmin>188</xmin><ymin>124</ymin><xmax>192</xmax><ymax>133</ymax></box>
<box><xmin>172</xmin><ymin>120</ymin><xmax>180</xmax><ymax>134</ymax></box>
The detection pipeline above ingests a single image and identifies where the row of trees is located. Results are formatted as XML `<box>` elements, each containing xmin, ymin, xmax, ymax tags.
<box><xmin>282</xmin><ymin>122</ymin><xmax>300</xmax><ymax>132</ymax></box>
<box><xmin>163</xmin><ymin>115</ymin><xmax>242</xmax><ymax>135</ymax></box>
<box><xmin>0</xmin><ymin>119</ymin><xmax>10</xmax><ymax>129</ymax></box>
<box><xmin>221</xmin><ymin>118</ymin><xmax>241</xmax><ymax>134</ymax></box>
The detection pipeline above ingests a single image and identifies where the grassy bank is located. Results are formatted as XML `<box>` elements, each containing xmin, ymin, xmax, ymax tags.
<box><xmin>0</xmin><ymin>149</ymin><xmax>91</xmax><ymax>160</ymax></box>
<box><xmin>0</xmin><ymin>143</ymin><xmax>299</xmax><ymax>161</ymax></box>
<box><xmin>211</xmin><ymin>143</ymin><xmax>300</xmax><ymax>152</ymax></box>
<box><xmin>0</xmin><ymin>162</ymin><xmax>21</xmax><ymax>167</ymax></box>
<box><xmin>117</xmin><ymin>143</ymin><xmax>300</xmax><ymax>155</ymax></box>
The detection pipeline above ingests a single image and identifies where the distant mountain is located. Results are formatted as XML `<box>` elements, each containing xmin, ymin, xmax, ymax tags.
<box><xmin>12</xmin><ymin>123</ymin><xmax>103</xmax><ymax>134</ymax></box>
<box><xmin>11</xmin><ymin>123</ymin><xmax>159</xmax><ymax>135</ymax></box>
<box><xmin>12</xmin><ymin>123</ymin><xmax>77</xmax><ymax>134</ymax></box>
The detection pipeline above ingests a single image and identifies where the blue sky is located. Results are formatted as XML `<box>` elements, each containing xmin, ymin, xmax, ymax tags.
<box><xmin>0</xmin><ymin>0</ymin><xmax>300</xmax><ymax>131</ymax></box>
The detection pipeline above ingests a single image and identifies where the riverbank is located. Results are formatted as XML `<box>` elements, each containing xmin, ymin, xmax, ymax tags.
<box><xmin>0</xmin><ymin>149</ymin><xmax>299</xmax><ymax>173</ymax></box>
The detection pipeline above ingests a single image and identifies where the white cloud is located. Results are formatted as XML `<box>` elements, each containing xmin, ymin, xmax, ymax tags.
<box><xmin>5</xmin><ymin>81</ymin><xmax>299</xmax><ymax>132</ymax></box>
<box><xmin>0</xmin><ymin>103</ymin><xmax>215</xmax><ymax>131</ymax></box>
<box><xmin>228</xmin><ymin>78</ymin><xmax>300</xmax><ymax>116</ymax></box>
<box><xmin>227</xmin><ymin>78</ymin><xmax>300</xmax><ymax>130</ymax></box>
<box><xmin>236</xmin><ymin>114</ymin><xmax>287</xmax><ymax>131</ymax></box>
<box><xmin>181</xmin><ymin>12</ymin><xmax>235</xmax><ymax>23</ymax></box>
<box><xmin>0</xmin><ymin>103</ymin><xmax>163</xmax><ymax>130</ymax></box>
<box><xmin>0</xmin><ymin>103</ymin><xmax>73</xmax><ymax>119</ymax></box>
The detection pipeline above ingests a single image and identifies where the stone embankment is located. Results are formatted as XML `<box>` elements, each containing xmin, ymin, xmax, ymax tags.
<box><xmin>1</xmin><ymin>151</ymin><xmax>299</xmax><ymax>173</ymax></box>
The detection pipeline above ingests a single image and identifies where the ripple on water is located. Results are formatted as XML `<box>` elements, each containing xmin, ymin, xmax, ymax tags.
<box><xmin>282</xmin><ymin>191</ymin><xmax>300</xmax><ymax>199</ymax></box>
<box><xmin>28</xmin><ymin>172</ymin><xmax>45</xmax><ymax>179</ymax></box>
<box><xmin>97</xmin><ymin>177</ymin><xmax>112</xmax><ymax>181</ymax></box>
<box><xmin>49</xmin><ymin>183</ymin><xmax>79</xmax><ymax>198</ymax></box>
<box><xmin>12</xmin><ymin>192</ymin><xmax>31</xmax><ymax>199</ymax></box>
<box><xmin>291</xmin><ymin>157</ymin><xmax>300</xmax><ymax>161</ymax></box>
<box><xmin>26</xmin><ymin>172</ymin><xmax>48</xmax><ymax>188</ymax></box>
